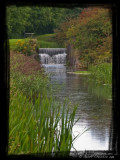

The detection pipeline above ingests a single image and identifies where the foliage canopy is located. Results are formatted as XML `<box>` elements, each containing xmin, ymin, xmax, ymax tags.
<box><xmin>55</xmin><ymin>7</ymin><xmax>112</xmax><ymax>64</ymax></box>
<box><xmin>7</xmin><ymin>6</ymin><xmax>83</xmax><ymax>38</ymax></box>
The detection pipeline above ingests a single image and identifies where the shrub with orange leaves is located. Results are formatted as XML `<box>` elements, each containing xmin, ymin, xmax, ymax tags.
<box><xmin>10</xmin><ymin>51</ymin><xmax>43</xmax><ymax>76</ymax></box>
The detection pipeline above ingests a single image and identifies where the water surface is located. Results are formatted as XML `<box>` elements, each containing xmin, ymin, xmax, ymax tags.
<box><xmin>43</xmin><ymin>64</ymin><xmax>112</xmax><ymax>151</ymax></box>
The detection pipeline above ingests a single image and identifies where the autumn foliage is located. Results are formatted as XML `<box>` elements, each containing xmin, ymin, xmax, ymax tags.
<box><xmin>55</xmin><ymin>7</ymin><xmax>112</xmax><ymax>65</ymax></box>
<box><xmin>10</xmin><ymin>51</ymin><xmax>43</xmax><ymax>75</ymax></box>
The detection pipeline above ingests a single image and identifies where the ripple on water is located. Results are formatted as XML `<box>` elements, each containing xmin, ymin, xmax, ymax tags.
<box><xmin>42</xmin><ymin>64</ymin><xmax>112</xmax><ymax>151</ymax></box>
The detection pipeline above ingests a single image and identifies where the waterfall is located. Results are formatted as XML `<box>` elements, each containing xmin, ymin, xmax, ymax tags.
<box><xmin>39</xmin><ymin>54</ymin><xmax>51</xmax><ymax>64</ymax></box>
<box><xmin>39</xmin><ymin>48</ymin><xmax>67</xmax><ymax>64</ymax></box>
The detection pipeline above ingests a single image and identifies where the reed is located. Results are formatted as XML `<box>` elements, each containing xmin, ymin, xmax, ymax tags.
<box><xmin>88</xmin><ymin>63</ymin><xmax>112</xmax><ymax>86</ymax></box>
<box><xmin>9</xmin><ymin>85</ymin><xmax>79</xmax><ymax>155</ymax></box>
<box><xmin>9</xmin><ymin>51</ymin><xmax>81</xmax><ymax>156</ymax></box>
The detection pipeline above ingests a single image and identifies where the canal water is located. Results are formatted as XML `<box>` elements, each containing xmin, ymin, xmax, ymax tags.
<box><xmin>42</xmin><ymin>64</ymin><xmax>112</xmax><ymax>151</ymax></box>
<box><xmin>39</xmin><ymin>49</ymin><xmax>112</xmax><ymax>151</ymax></box>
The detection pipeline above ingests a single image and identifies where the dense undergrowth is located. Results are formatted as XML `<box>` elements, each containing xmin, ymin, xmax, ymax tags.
<box><xmin>9</xmin><ymin>51</ymin><xmax>80</xmax><ymax>155</ymax></box>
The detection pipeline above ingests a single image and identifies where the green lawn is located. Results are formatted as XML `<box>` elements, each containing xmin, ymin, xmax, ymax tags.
<box><xmin>36</xmin><ymin>33</ymin><xmax>61</xmax><ymax>48</ymax></box>
<box><xmin>9</xmin><ymin>38</ymin><xmax>29</xmax><ymax>50</ymax></box>
<box><xmin>9</xmin><ymin>33</ymin><xmax>62</xmax><ymax>50</ymax></box>
<box><xmin>36</xmin><ymin>33</ymin><xmax>56</xmax><ymax>41</ymax></box>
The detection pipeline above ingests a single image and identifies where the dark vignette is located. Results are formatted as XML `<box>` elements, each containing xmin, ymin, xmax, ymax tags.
<box><xmin>0</xmin><ymin>0</ymin><xmax>120</xmax><ymax>159</ymax></box>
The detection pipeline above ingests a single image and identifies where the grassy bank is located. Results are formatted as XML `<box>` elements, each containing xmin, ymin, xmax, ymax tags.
<box><xmin>67</xmin><ymin>63</ymin><xmax>112</xmax><ymax>87</ymax></box>
<box><xmin>36</xmin><ymin>33</ymin><xmax>62</xmax><ymax>48</ymax></box>
<box><xmin>9</xmin><ymin>33</ymin><xmax>62</xmax><ymax>51</ymax></box>
<box><xmin>88</xmin><ymin>63</ymin><xmax>112</xmax><ymax>86</ymax></box>
<box><xmin>9</xmin><ymin>51</ymin><xmax>80</xmax><ymax>155</ymax></box>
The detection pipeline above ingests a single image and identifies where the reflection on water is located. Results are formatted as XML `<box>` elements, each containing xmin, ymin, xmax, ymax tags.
<box><xmin>42</xmin><ymin>64</ymin><xmax>112</xmax><ymax>151</ymax></box>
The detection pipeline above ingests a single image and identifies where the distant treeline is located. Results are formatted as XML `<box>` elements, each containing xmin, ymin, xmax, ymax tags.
<box><xmin>6</xmin><ymin>6</ymin><xmax>83</xmax><ymax>39</ymax></box>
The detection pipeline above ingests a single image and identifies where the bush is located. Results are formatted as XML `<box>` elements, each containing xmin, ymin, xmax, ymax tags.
<box><xmin>10</xmin><ymin>51</ymin><xmax>49</xmax><ymax>97</ymax></box>
<box><xmin>15</xmin><ymin>39</ymin><xmax>38</xmax><ymax>56</ymax></box>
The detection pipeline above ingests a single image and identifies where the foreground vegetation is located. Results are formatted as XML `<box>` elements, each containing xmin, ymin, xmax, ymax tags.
<box><xmin>9</xmin><ymin>51</ymin><xmax>80</xmax><ymax>155</ymax></box>
<box><xmin>9</xmin><ymin>87</ymin><xmax>79</xmax><ymax>155</ymax></box>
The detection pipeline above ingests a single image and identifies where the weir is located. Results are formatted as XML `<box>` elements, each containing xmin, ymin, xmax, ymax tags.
<box><xmin>39</xmin><ymin>48</ymin><xmax>67</xmax><ymax>55</ymax></box>
<box><xmin>39</xmin><ymin>48</ymin><xmax>67</xmax><ymax>64</ymax></box>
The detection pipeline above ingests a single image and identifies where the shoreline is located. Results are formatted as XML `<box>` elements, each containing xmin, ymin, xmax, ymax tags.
<box><xmin>67</xmin><ymin>71</ymin><xmax>91</xmax><ymax>75</ymax></box>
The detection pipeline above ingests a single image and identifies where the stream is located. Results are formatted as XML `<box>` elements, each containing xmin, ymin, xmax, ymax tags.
<box><xmin>42</xmin><ymin>64</ymin><xmax>112</xmax><ymax>151</ymax></box>
<box><xmin>39</xmin><ymin>49</ymin><xmax>112</xmax><ymax>151</ymax></box>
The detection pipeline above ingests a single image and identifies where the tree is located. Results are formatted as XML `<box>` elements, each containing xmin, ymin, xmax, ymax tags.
<box><xmin>7</xmin><ymin>6</ymin><xmax>31</xmax><ymax>38</ymax></box>
<box><xmin>55</xmin><ymin>7</ymin><xmax>112</xmax><ymax>64</ymax></box>
<box><xmin>6</xmin><ymin>6</ymin><xmax>84</xmax><ymax>38</ymax></box>
<box><xmin>7</xmin><ymin>6</ymin><xmax>67</xmax><ymax>38</ymax></box>
<box><xmin>66</xmin><ymin>7</ymin><xmax>112</xmax><ymax>63</ymax></box>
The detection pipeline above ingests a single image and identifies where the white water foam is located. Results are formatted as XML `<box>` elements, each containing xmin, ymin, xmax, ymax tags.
<box><xmin>39</xmin><ymin>52</ymin><xmax>67</xmax><ymax>64</ymax></box>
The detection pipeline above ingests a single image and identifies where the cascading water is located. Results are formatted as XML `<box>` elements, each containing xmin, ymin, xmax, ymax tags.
<box><xmin>38</xmin><ymin>48</ymin><xmax>67</xmax><ymax>64</ymax></box>
<box><xmin>53</xmin><ymin>53</ymin><xmax>66</xmax><ymax>64</ymax></box>
<box><xmin>39</xmin><ymin>54</ymin><xmax>51</xmax><ymax>64</ymax></box>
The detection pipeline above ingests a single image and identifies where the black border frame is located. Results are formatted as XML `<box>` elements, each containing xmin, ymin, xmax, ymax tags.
<box><xmin>0</xmin><ymin>0</ymin><xmax>120</xmax><ymax>159</ymax></box>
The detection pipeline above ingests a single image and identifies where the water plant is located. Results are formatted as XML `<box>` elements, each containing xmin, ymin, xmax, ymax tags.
<box><xmin>88</xmin><ymin>63</ymin><xmax>112</xmax><ymax>86</ymax></box>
